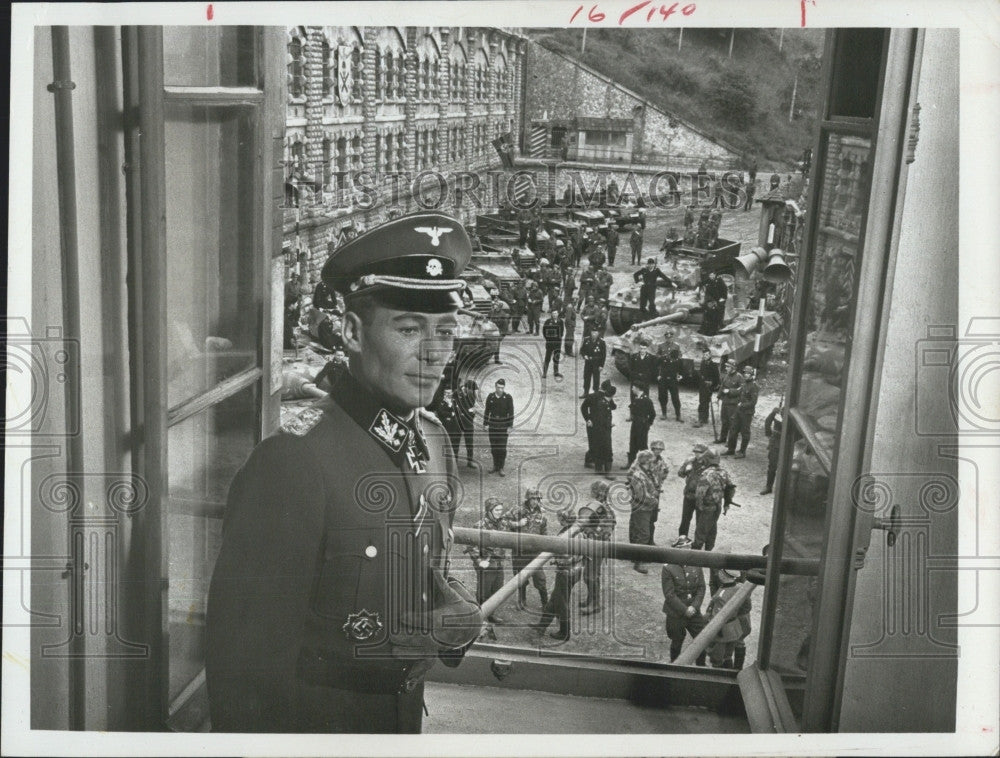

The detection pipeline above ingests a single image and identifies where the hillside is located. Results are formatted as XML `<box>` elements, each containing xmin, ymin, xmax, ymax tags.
<box><xmin>526</xmin><ymin>27</ymin><xmax>825</xmax><ymax>166</ymax></box>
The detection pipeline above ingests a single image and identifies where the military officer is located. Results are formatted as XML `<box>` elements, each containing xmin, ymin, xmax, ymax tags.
<box><xmin>510</xmin><ymin>488</ymin><xmax>550</xmax><ymax>609</ymax></box>
<box><xmin>526</xmin><ymin>280</ymin><xmax>545</xmax><ymax>335</ymax></box>
<box><xmin>206</xmin><ymin>212</ymin><xmax>484</xmax><ymax>734</ymax></box>
<box><xmin>579</xmin><ymin>326</ymin><xmax>607</xmax><ymax>398</ymax></box>
<box><xmin>716</xmin><ymin>359</ymin><xmax>744</xmax><ymax>444</ymax></box>
<box><xmin>656</xmin><ymin>344</ymin><xmax>684</xmax><ymax>421</ymax></box>
<box><xmin>693</xmin><ymin>349</ymin><xmax>720</xmax><ymax>429</ymax></box>
<box><xmin>541</xmin><ymin>311</ymin><xmax>565</xmax><ymax>380</ymax></box>
<box><xmin>625</xmin><ymin>383</ymin><xmax>657</xmax><ymax>468</ymax></box>
<box><xmin>723</xmin><ymin>365</ymin><xmax>759</xmax><ymax>458</ymax></box>
<box><xmin>581</xmin><ymin>380</ymin><xmax>617</xmax><ymax>476</ymax></box>
<box><xmin>483</xmin><ymin>379</ymin><xmax>515</xmax><ymax>476</ymax></box>
<box><xmin>632</xmin><ymin>258</ymin><xmax>675</xmax><ymax>317</ymax></box>
<box><xmin>628</xmin><ymin>341</ymin><xmax>659</xmax><ymax>390</ymax></box>
<box><xmin>661</xmin><ymin>536</ymin><xmax>707</xmax><ymax>665</ymax></box>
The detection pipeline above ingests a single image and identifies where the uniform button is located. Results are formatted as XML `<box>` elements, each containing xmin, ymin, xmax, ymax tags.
<box><xmin>364</xmin><ymin>545</ymin><xmax>378</xmax><ymax>559</ymax></box>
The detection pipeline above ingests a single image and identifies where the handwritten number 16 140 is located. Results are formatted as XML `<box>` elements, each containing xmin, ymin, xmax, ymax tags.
<box><xmin>569</xmin><ymin>1</ymin><xmax>697</xmax><ymax>25</ymax></box>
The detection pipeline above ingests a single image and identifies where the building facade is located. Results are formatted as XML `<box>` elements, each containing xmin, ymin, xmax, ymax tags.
<box><xmin>283</xmin><ymin>26</ymin><xmax>527</xmax><ymax>286</ymax></box>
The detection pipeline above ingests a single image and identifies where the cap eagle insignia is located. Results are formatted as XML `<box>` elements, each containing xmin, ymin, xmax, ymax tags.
<box><xmin>414</xmin><ymin>226</ymin><xmax>453</xmax><ymax>247</ymax></box>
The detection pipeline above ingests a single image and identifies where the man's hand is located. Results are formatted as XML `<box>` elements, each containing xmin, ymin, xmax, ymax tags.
<box><xmin>685</xmin><ymin>606</ymin><xmax>695</xmax><ymax>618</ymax></box>
<box><xmin>389</xmin><ymin>569</ymin><xmax>484</xmax><ymax>656</ymax></box>
<box><xmin>586</xmin><ymin>420</ymin><xmax>593</xmax><ymax>427</ymax></box>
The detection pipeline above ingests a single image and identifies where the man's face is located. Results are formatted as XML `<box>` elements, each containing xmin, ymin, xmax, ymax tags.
<box><xmin>726</xmin><ymin>362</ymin><xmax>737</xmax><ymax>375</ymax></box>
<box><xmin>343</xmin><ymin>305</ymin><xmax>458</xmax><ymax>413</ymax></box>
<box><xmin>639</xmin><ymin>345</ymin><xmax>648</xmax><ymax>356</ymax></box>
<box><xmin>646</xmin><ymin>262</ymin><xmax>655</xmax><ymax>270</ymax></box>
<box><xmin>494</xmin><ymin>382</ymin><xmax>504</xmax><ymax>396</ymax></box>
<box><xmin>702</xmin><ymin>351</ymin><xmax>712</xmax><ymax>362</ymax></box>
<box><xmin>708</xmin><ymin>272</ymin><xmax>717</xmax><ymax>281</ymax></box>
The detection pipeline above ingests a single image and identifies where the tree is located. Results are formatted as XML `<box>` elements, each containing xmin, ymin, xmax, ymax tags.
<box><xmin>710</xmin><ymin>69</ymin><xmax>758</xmax><ymax>126</ymax></box>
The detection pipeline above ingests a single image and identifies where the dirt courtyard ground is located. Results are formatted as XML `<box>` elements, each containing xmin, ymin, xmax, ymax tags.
<box><xmin>282</xmin><ymin>202</ymin><xmax>787</xmax><ymax>666</ymax></box>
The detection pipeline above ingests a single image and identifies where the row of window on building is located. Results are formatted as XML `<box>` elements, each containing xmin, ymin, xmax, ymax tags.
<box><xmin>288</xmin><ymin>29</ymin><xmax>516</xmax><ymax>105</ymax></box>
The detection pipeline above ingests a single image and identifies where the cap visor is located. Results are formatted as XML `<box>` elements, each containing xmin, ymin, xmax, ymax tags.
<box><xmin>364</xmin><ymin>286</ymin><xmax>463</xmax><ymax>313</ymax></box>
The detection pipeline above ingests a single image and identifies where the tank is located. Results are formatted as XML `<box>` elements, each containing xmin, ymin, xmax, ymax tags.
<box><xmin>607</xmin><ymin>245</ymin><xmax>742</xmax><ymax>335</ymax></box>
<box><xmin>608</xmin><ymin>304</ymin><xmax>783</xmax><ymax>382</ymax></box>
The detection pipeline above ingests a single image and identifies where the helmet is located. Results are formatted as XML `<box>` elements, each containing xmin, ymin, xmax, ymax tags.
<box><xmin>524</xmin><ymin>487</ymin><xmax>542</xmax><ymax>502</ymax></box>
<box><xmin>636</xmin><ymin>450</ymin><xmax>655</xmax><ymax>468</ymax></box>
<box><xmin>672</xmin><ymin>535</ymin><xmax>693</xmax><ymax>549</ymax></box>
<box><xmin>590</xmin><ymin>480</ymin><xmax>610</xmax><ymax>500</ymax></box>
<box><xmin>692</xmin><ymin>443</ymin><xmax>709</xmax><ymax>455</ymax></box>
<box><xmin>702</xmin><ymin>449</ymin><xmax>721</xmax><ymax>466</ymax></box>
<box><xmin>716</xmin><ymin>568</ymin><xmax>739</xmax><ymax>585</ymax></box>
<box><xmin>485</xmin><ymin>497</ymin><xmax>504</xmax><ymax>515</ymax></box>
<box><xmin>650</xmin><ymin>440</ymin><xmax>665</xmax><ymax>452</ymax></box>
<box><xmin>539</xmin><ymin>258</ymin><xmax>550</xmax><ymax>266</ymax></box>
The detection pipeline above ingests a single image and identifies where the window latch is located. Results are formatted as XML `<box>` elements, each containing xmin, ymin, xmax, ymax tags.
<box><xmin>871</xmin><ymin>504</ymin><xmax>902</xmax><ymax>547</ymax></box>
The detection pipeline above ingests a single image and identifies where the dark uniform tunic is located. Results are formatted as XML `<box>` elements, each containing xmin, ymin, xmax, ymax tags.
<box><xmin>632</xmin><ymin>266</ymin><xmax>675</xmax><ymax>316</ymax></box>
<box><xmin>580</xmin><ymin>390</ymin><xmax>616</xmax><ymax>473</ymax></box>
<box><xmin>696</xmin><ymin>358</ymin><xmax>720</xmax><ymax>425</ymax></box>
<box><xmin>483</xmin><ymin>390</ymin><xmax>515</xmax><ymax>472</ymax></box>
<box><xmin>455</xmin><ymin>384</ymin><xmax>477</xmax><ymax>466</ymax></box>
<box><xmin>206</xmin><ymin>373</ymin><xmax>474</xmax><ymax>733</ymax></box>
<box><xmin>661</xmin><ymin>563</ymin><xmax>706</xmax><ymax>662</ymax></box>
<box><xmin>677</xmin><ymin>455</ymin><xmax>706</xmax><ymax>538</ymax></box>
<box><xmin>627</xmin><ymin>394</ymin><xmax>657</xmax><ymax>466</ymax></box>
<box><xmin>542</xmin><ymin>315</ymin><xmax>565</xmax><ymax>378</ymax></box>
<box><xmin>579</xmin><ymin>335</ymin><xmax>607</xmax><ymax>396</ymax></box>
<box><xmin>763</xmin><ymin>407</ymin><xmax>784</xmax><ymax>493</ymax></box>
<box><xmin>656</xmin><ymin>352</ymin><xmax>683</xmax><ymax>420</ymax></box>
<box><xmin>726</xmin><ymin>379</ymin><xmax>759</xmax><ymax>454</ymax></box>
<box><xmin>717</xmin><ymin>370</ymin><xmax>744</xmax><ymax>442</ymax></box>
<box><xmin>628</xmin><ymin>351</ymin><xmax>659</xmax><ymax>391</ymax></box>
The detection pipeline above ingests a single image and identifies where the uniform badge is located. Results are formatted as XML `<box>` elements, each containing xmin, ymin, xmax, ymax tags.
<box><xmin>414</xmin><ymin>226</ymin><xmax>452</xmax><ymax>247</ymax></box>
<box><xmin>370</xmin><ymin>409</ymin><xmax>408</xmax><ymax>452</ymax></box>
<box><xmin>426</xmin><ymin>258</ymin><xmax>443</xmax><ymax>276</ymax></box>
<box><xmin>282</xmin><ymin>406</ymin><xmax>324</xmax><ymax>436</ymax></box>
<box><xmin>343</xmin><ymin>609</ymin><xmax>383</xmax><ymax>641</ymax></box>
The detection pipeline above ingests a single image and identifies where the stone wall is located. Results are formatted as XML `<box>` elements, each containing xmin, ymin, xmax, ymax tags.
<box><xmin>525</xmin><ymin>41</ymin><xmax>739</xmax><ymax>172</ymax></box>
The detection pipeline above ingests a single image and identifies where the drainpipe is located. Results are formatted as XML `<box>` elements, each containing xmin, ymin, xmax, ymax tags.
<box><xmin>48</xmin><ymin>25</ymin><xmax>86</xmax><ymax>730</ymax></box>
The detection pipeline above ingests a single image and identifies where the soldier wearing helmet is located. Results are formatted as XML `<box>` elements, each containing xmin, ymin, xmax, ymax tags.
<box><xmin>466</xmin><ymin>498</ymin><xmax>511</xmax><ymax>624</ymax></box>
<box><xmin>704</xmin><ymin>560</ymin><xmax>747</xmax><ymax>669</ymax></box>
<box><xmin>627</xmin><ymin>450</ymin><xmax>659</xmax><ymax>574</ymax></box>
<box><xmin>692</xmin><ymin>449</ymin><xmax>735</xmax><ymax>551</ymax></box>
<box><xmin>708</xmin><ymin>549</ymin><xmax>753</xmax><ymax>670</ymax></box>
<box><xmin>579</xmin><ymin>479</ymin><xmax>617</xmax><ymax>615</ymax></box>
<box><xmin>510</xmin><ymin>488</ymin><xmax>549</xmax><ymax>610</ymax></box>
<box><xmin>723</xmin><ymin>365</ymin><xmax>759</xmax><ymax>459</ymax></box>
<box><xmin>534</xmin><ymin>501</ymin><xmax>586</xmax><ymax>642</ymax></box>
<box><xmin>677</xmin><ymin>443</ymin><xmax>710</xmax><ymax>539</ymax></box>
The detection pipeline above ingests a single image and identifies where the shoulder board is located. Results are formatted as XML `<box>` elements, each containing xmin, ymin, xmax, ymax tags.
<box><xmin>418</xmin><ymin>407</ymin><xmax>444</xmax><ymax>430</ymax></box>
<box><xmin>282</xmin><ymin>405</ymin><xmax>326</xmax><ymax>437</ymax></box>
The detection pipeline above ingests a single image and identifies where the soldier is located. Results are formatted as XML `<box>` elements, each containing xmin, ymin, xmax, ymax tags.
<box><xmin>541</xmin><ymin>311</ymin><xmax>565</xmax><ymax>380</ymax></box>
<box><xmin>761</xmin><ymin>401</ymin><xmax>785</xmax><ymax>495</ymax></box>
<box><xmin>579</xmin><ymin>326</ymin><xmax>607</xmax><ymax>398</ymax></box>
<box><xmin>656</xmin><ymin>327</ymin><xmax>681</xmax><ymax>359</ymax></box>
<box><xmin>709</xmin><ymin>563</ymin><xmax>753</xmax><ymax>670</ymax></box>
<box><xmin>467</xmin><ymin>498</ymin><xmax>511</xmax><ymax>625</ymax></box>
<box><xmin>625</xmin><ymin>383</ymin><xmax>657</xmax><ymax>468</ymax></box>
<box><xmin>700</xmin><ymin>270</ymin><xmax>729</xmax><ymax>336</ymax></box>
<box><xmin>509</xmin><ymin>279</ymin><xmax>528</xmax><ymax>333</ymax></box>
<box><xmin>724</xmin><ymin>365</ymin><xmax>759</xmax><ymax>458</ymax></box>
<box><xmin>581</xmin><ymin>380</ymin><xmax>617</xmax><ymax>475</ymax></box>
<box><xmin>577</xmin><ymin>268</ymin><xmax>596</xmax><ymax>309</ymax></box>
<box><xmin>594</xmin><ymin>268</ymin><xmax>614</xmax><ymax>305</ymax></box>
<box><xmin>677</xmin><ymin>443</ymin><xmax>709</xmax><ymax>539</ymax></box>
<box><xmin>704</xmin><ymin>568</ymin><xmax>747</xmax><ymax>668</ymax></box>
<box><xmin>542</xmin><ymin>261</ymin><xmax>563</xmax><ymax>313</ymax></box>
<box><xmin>632</xmin><ymin>258</ymin><xmax>676</xmax><ymax>318</ymax></box>
<box><xmin>488</xmin><ymin>294</ymin><xmax>510</xmax><ymax>365</ymax></box>
<box><xmin>434</xmin><ymin>388</ymin><xmax>462</xmax><ymax>459</ymax></box>
<box><xmin>312</xmin><ymin>276</ymin><xmax>339</xmax><ymax>311</ymax></box>
<box><xmin>628</xmin><ymin>341</ymin><xmax>659</xmax><ymax>390</ymax></box>
<box><xmin>526</xmin><ymin>280</ymin><xmax>544</xmax><ymax>336</ymax></box>
<box><xmin>579</xmin><ymin>480</ymin><xmax>617</xmax><ymax>615</ymax></box>
<box><xmin>483</xmin><ymin>379</ymin><xmax>514</xmax><ymax>476</ymax></box>
<box><xmin>605</xmin><ymin>223</ymin><xmax>619</xmax><ymax>266</ymax></box>
<box><xmin>656</xmin><ymin>345</ymin><xmax>684</xmax><ymax>421</ymax></box>
<box><xmin>692</xmin><ymin>449</ymin><xmax>736</xmax><ymax>551</ymax></box>
<box><xmin>648</xmin><ymin>439</ymin><xmax>670</xmax><ymax>545</ymax></box>
<box><xmin>562</xmin><ymin>300</ymin><xmax>577</xmax><ymax>357</ymax></box>
<box><xmin>206</xmin><ymin>213</ymin><xmax>483</xmax><ymax>733</ymax></box>
<box><xmin>693</xmin><ymin>348</ymin><xmax>720</xmax><ymax>429</ymax></box>
<box><xmin>580</xmin><ymin>296</ymin><xmax>601</xmax><ymax>336</ymax></box>
<box><xmin>510</xmin><ymin>488</ymin><xmax>549</xmax><ymax>610</ymax></box>
<box><xmin>629</xmin><ymin>225</ymin><xmax>644</xmax><ymax>266</ymax></box>
<box><xmin>661</xmin><ymin>536</ymin><xmax>707</xmax><ymax>665</ymax></box>
<box><xmin>587</xmin><ymin>240</ymin><xmax>607</xmax><ymax>270</ymax></box>
<box><xmin>455</xmin><ymin>379</ymin><xmax>478</xmax><ymax>469</ymax></box>
<box><xmin>716</xmin><ymin>359</ymin><xmax>744</xmax><ymax>444</ymax></box>
<box><xmin>628</xmin><ymin>450</ymin><xmax>659</xmax><ymax>573</ymax></box>
<box><xmin>534</xmin><ymin>508</ymin><xmax>584</xmax><ymax>642</ymax></box>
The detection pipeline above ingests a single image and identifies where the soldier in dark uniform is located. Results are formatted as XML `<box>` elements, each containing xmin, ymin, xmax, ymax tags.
<box><xmin>700</xmin><ymin>270</ymin><xmax>729</xmax><ymax>336</ymax></box>
<box><xmin>577</xmin><ymin>269</ymin><xmax>596</xmax><ymax>309</ymax></box>
<box><xmin>628</xmin><ymin>341</ymin><xmax>659</xmax><ymax>390</ymax></box>
<box><xmin>509</xmin><ymin>280</ymin><xmax>527</xmax><ymax>333</ymax></box>
<box><xmin>594</xmin><ymin>269</ymin><xmax>614</xmax><ymax>306</ymax></box>
<box><xmin>206</xmin><ymin>213</ymin><xmax>484</xmax><ymax>733</ymax></box>
<box><xmin>526</xmin><ymin>280</ymin><xmax>544</xmax><ymax>335</ymax></box>
<box><xmin>581</xmin><ymin>380</ymin><xmax>617</xmax><ymax>476</ymax></box>
<box><xmin>483</xmin><ymin>378</ymin><xmax>514</xmax><ymax>476</ymax></box>
<box><xmin>693</xmin><ymin>349</ymin><xmax>720</xmax><ymax>428</ymax></box>
<box><xmin>488</xmin><ymin>294</ymin><xmax>510</xmax><ymax>365</ymax></box>
<box><xmin>629</xmin><ymin>225</ymin><xmax>644</xmax><ymax>266</ymax></box>
<box><xmin>724</xmin><ymin>366</ymin><xmax>759</xmax><ymax>458</ymax></box>
<box><xmin>579</xmin><ymin>481</ymin><xmax>617</xmax><ymax>615</ymax></box>
<box><xmin>761</xmin><ymin>401</ymin><xmax>785</xmax><ymax>495</ymax></box>
<box><xmin>625</xmin><ymin>383</ymin><xmax>657</xmax><ymax>468</ymax></box>
<box><xmin>632</xmin><ymin>258</ymin><xmax>675</xmax><ymax>317</ymax></box>
<box><xmin>716</xmin><ymin>359</ymin><xmax>745</xmax><ymax>444</ymax></box>
<box><xmin>661</xmin><ymin>536</ymin><xmax>707</xmax><ymax>664</ymax></box>
<box><xmin>434</xmin><ymin>387</ymin><xmax>462</xmax><ymax>459</ymax></box>
<box><xmin>455</xmin><ymin>379</ymin><xmax>478</xmax><ymax>469</ymax></box>
<box><xmin>657</xmin><ymin>345</ymin><xmax>684</xmax><ymax>421</ymax></box>
<box><xmin>541</xmin><ymin>311</ymin><xmax>565</xmax><ymax>380</ymax></box>
<box><xmin>510</xmin><ymin>488</ymin><xmax>549</xmax><ymax>609</ymax></box>
<box><xmin>677</xmin><ymin>443</ymin><xmax>709</xmax><ymax>539</ymax></box>
<box><xmin>579</xmin><ymin>326</ymin><xmax>607</xmax><ymax>398</ymax></box>
<box><xmin>605</xmin><ymin>223</ymin><xmax>619</xmax><ymax>266</ymax></box>
<box><xmin>312</xmin><ymin>277</ymin><xmax>340</xmax><ymax>311</ymax></box>
<box><xmin>466</xmin><ymin>497</ymin><xmax>511</xmax><ymax>625</ymax></box>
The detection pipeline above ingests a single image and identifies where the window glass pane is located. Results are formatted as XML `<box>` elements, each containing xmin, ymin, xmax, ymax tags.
<box><xmin>796</xmin><ymin>132</ymin><xmax>872</xmax><ymax>455</ymax></box>
<box><xmin>165</xmin><ymin>103</ymin><xmax>259</xmax><ymax>408</ymax></box>
<box><xmin>163</xmin><ymin>26</ymin><xmax>257</xmax><ymax>87</ymax></box>
<box><xmin>167</xmin><ymin>383</ymin><xmax>258</xmax><ymax>702</ymax></box>
<box><xmin>829</xmin><ymin>29</ymin><xmax>884</xmax><ymax>119</ymax></box>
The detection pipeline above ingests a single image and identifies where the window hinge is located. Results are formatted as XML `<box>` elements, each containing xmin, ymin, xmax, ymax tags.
<box><xmin>854</xmin><ymin>505</ymin><xmax>902</xmax><ymax>569</ymax></box>
<box><xmin>905</xmin><ymin>102</ymin><xmax>921</xmax><ymax>164</ymax></box>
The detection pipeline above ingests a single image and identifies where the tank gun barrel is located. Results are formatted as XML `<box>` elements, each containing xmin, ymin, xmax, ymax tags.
<box><xmin>629</xmin><ymin>310</ymin><xmax>688</xmax><ymax>331</ymax></box>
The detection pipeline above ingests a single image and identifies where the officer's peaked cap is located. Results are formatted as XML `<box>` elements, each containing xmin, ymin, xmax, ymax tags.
<box><xmin>322</xmin><ymin>212</ymin><xmax>471</xmax><ymax>312</ymax></box>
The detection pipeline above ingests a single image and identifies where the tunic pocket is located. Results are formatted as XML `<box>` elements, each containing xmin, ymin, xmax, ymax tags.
<box><xmin>310</xmin><ymin>530</ymin><xmax>368</xmax><ymax>620</ymax></box>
